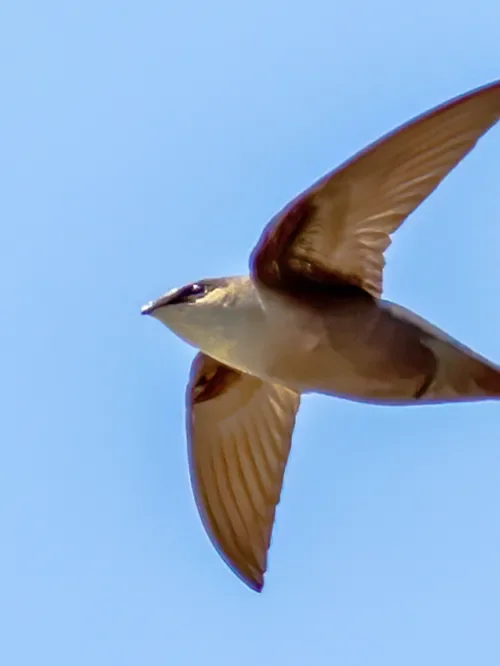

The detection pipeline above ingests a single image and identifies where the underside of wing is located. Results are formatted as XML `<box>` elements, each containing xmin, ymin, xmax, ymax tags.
<box><xmin>251</xmin><ymin>79</ymin><xmax>500</xmax><ymax>299</ymax></box>
<box><xmin>186</xmin><ymin>352</ymin><xmax>301</xmax><ymax>591</ymax></box>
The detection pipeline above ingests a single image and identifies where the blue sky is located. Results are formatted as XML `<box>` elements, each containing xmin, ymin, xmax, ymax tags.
<box><xmin>2</xmin><ymin>1</ymin><xmax>500</xmax><ymax>664</ymax></box>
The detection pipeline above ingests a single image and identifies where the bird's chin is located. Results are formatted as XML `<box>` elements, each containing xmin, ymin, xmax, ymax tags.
<box><xmin>151</xmin><ymin>305</ymin><xmax>201</xmax><ymax>347</ymax></box>
<box><xmin>151</xmin><ymin>303</ymin><xmax>184</xmax><ymax>330</ymax></box>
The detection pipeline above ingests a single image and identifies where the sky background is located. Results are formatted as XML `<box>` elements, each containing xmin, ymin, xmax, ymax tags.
<box><xmin>2</xmin><ymin>1</ymin><xmax>500</xmax><ymax>665</ymax></box>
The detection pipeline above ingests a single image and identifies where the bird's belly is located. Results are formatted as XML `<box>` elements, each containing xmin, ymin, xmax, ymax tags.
<box><xmin>261</xmin><ymin>305</ymin><xmax>434</xmax><ymax>404</ymax></box>
<box><xmin>272</xmin><ymin>348</ymin><xmax>423</xmax><ymax>402</ymax></box>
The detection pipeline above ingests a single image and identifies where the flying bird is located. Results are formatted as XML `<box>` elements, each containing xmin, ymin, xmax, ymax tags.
<box><xmin>142</xmin><ymin>79</ymin><xmax>500</xmax><ymax>592</ymax></box>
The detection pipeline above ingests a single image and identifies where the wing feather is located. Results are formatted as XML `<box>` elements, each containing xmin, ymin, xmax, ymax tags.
<box><xmin>251</xmin><ymin>79</ymin><xmax>500</xmax><ymax>298</ymax></box>
<box><xmin>186</xmin><ymin>353</ymin><xmax>300</xmax><ymax>591</ymax></box>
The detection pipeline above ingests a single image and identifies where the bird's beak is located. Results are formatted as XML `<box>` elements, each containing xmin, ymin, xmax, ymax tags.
<box><xmin>141</xmin><ymin>288</ymin><xmax>180</xmax><ymax>316</ymax></box>
<box><xmin>141</xmin><ymin>301</ymin><xmax>156</xmax><ymax>316</ymax></box>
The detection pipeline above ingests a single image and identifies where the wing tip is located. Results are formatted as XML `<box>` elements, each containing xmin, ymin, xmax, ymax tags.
<box><xmin>226</xmin><ymin>562</ymin><xmax>265</xmax><ymax>593</ymax></box>
<box><xmin>246</xmin><ymin>576</ymin><xmax>264</xmax><ymax>593</ymax></box>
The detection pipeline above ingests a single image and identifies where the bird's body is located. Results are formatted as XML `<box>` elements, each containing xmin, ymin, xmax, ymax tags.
<box><xmin>159</xmin><ymin>274</ymin><xmax>500</xmax><ymax>404</ymax></box>
<box><xmin>142</xmin><ymin>79</ymin><xmax>500</xmax><ymax>592</ymax></box>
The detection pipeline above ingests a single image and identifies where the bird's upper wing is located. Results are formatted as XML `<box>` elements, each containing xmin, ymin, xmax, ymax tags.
<box><xmin>251</xmin><ymin>80</ymin><xmax>500</xmax><ymax>299</ymax></box>
<box><xmin>186</xmin><ymin>352</ymin><xmax>301</xmax><ymax>592</ymax></box>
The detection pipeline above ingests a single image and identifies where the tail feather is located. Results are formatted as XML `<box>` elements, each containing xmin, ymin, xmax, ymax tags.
<box><xmin>475</xmin><ymin>362</ymin><xmax>500</xmax><ymax>397</ymax></box>
<box><xmin>424</xmin><ymin>338</ymin><xmax>500</xmax><ymax>403</ymax></box>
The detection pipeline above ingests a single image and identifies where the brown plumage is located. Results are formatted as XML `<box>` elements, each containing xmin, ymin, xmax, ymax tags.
<box><xmin>143</xmin><ymin>79</ymin><xmax>500</xmax><ymax>592</ymax></box>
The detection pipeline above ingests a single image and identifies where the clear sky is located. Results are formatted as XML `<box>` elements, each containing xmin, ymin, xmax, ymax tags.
<box><xmin>2</xmin><ymin>1</ymin><xmax>500</xmax><ymax>664</ymax></box>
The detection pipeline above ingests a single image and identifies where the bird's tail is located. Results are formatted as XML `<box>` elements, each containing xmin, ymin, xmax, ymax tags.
<box><xmin>427</xmin><ymin>349</ymin><xmax>500</xmax><ymax>403</ymax></box>
<box><xmin>475</xmin><ymin>361</ymin><xmax>500</xmax><ymax>397</ymax></box>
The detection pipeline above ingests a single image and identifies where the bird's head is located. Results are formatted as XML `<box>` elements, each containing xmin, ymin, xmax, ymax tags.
<box><xmin>141</xmin><ymin>277</ymin><xmax>248</xmax><ymax>351</ymax></box>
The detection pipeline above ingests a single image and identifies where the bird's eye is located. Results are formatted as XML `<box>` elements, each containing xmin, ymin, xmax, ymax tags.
<box><xmin>165</xmin><ymin>282</ymin><xmax>208</xmax><ymax>306</ymax></box>
<box><xmin>188</xmin><ymin>283</ymin><xmax>206</xmax><ymax>298</ymax></box>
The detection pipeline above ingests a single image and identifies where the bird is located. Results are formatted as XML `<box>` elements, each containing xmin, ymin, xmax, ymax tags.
<box><xmin>142</xmin><ymin>79</ymin><xmax>500</xmax><ymax>593</ymax></box>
